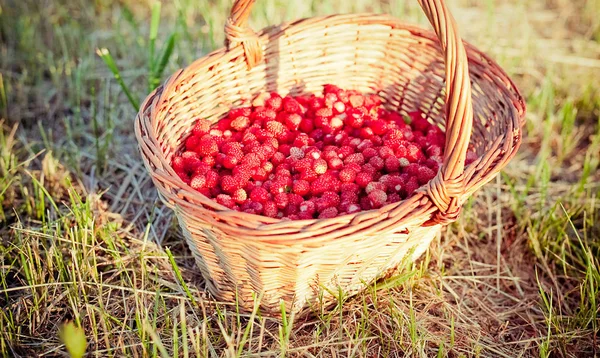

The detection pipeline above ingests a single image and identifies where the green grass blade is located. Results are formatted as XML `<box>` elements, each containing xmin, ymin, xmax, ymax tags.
<box><xmin>96</xmin><ymin>48</ymin><xmax>140</xmax><ymax>111</ymax></box>
<box><xmin>149</xmin><ymin>1</ymin><xmax>162</xmax><ymax>74</ymax></box>
<box><xmin>149</xmin><ymin>32</ymin><xmax>177</xmax><ymax>91</ymax></box>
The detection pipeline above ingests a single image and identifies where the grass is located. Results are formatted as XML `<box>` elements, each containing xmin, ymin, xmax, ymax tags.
<box><xmin>1</xmin><ymin>0</ymin><xmax>599</xmax><ymax>356</ymax></box>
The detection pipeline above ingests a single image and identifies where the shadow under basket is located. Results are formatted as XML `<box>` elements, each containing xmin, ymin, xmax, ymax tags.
<box><xmin>134</xmin><ymin>0</ymin><xmax>526</xmax><ymax>316</ymax></box>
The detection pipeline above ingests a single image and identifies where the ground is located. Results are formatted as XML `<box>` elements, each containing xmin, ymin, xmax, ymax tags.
<box><xmin>0</xmin><ymin>0</ymin><xmax>599</xmax><ymax>357</ymax></box>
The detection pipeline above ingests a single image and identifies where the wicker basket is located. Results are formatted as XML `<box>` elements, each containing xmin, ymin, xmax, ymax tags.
<box><xmin>135</xmin><ymin>0</ymin><xmax>525</xmax><ymax>315</ymax></box>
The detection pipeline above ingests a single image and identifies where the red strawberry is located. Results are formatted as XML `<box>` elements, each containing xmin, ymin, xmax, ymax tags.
<box><xmin>339</xmin><ymin>168</ymin><xmax>356</xmax><ymax>183</ymax></box>
<box><xmin>365</xmin><ymin>181</ymin><xmax>386</xmax><ymax>194</ymax></box>
<box><xmin>283</xmin><ymin>97</ymin><xmax>301</xmax><ymax>114</ymax></box>
<box><xmin>368</xmin><ymin>189</ymin><xmax>387</xmax><ymax>208</ymax></box>
<box><xmin>266</xmin><ymin>94</ymin><xmax>283</xmax><ymax>111</ymax></box>
<box><xmin>274</xmin><ymin>192</ymin><xmax>289</xmax><ymax>209</ymax></box>
<box><xmin>328</xmin><ymin>157</ymin><xmax>343</xmax><ymax>170</ymax></box>
<box><xmin>206</xmin><ymin>170</ymin><xmax>219</xmax><ymax>187</ymax></box>
<box><xmin>344</xmin><ymin>153</ymin><xmax>365</xmax><ymax>165</ymax></box>
<box><xmin>192</xmin><ymin>119</ymin><xmax>212</xmax><ymax>136</ymax></box>
<box><xmin>355</xmin><ymin>171</ymin><xmax>373</xmax><ymax>187</ymax></box>
<box><xmin>315</xmin><ymin>107</ymin><xmax>333</xmax><ymax>118</ymax></box>
<box><xmin>185</xmin><ymin>135</ymin><xmax>200</xmax><ymax>151</ymax></box>
<box><xmin>190</xmin><ymin>174</ymin><xmax>207</xmax><ymax>190</ymax></box>
<box><xmin>197</xmin><ymin>137</ymin><xmax>219</xmax><ymax>156</ymax></box>
<box><xmin>348</xmin><ymin>94</ymin><xmax>364</xmax><ymax>108</ymax></box>
<box><xmin>282</xmin><ymin>113</ymin><xmax>302</xmax><ymax>131</ymax></box>
<box><xmin>232</xmin><ymin>188</ymin><xmax>247</xmax><ymax>203</ymax></box>
<box><xmin>385</xmin><ymin>157</ymin><xmax>400</xmax><ymax>172</ymax></box>
<box><xmin>263</xmin><ymin>201</ymin><xmax>278</xmax><ymax>218</ymax></box>
<box><xmin>318</xmin><ymin>207</ymin><xmax>338</xmax><ymax>219</ymax></box>
<box><xmin>220</xmin><ymin>175</ymin><xmax>239</xmax><ymax>194</ymax></box>
<box><xmin>404</xmin><ymin>176</ymin><xmax>419</xmax><ymax>197</ymax></box>
<box><xmin>416</xmin><ymin>166</ymin><xmax>436</xmax><ymax>185</ymax></box>
<box><xmin>313</xmin><ymin>159</ymin><xmax>328</xmax><ymax>174</ymax></box>
<box><xmin>216</xmin><ymin>194</ymin><xmax>236</xmax><ymax>209</ymax></box>
<box><xmin>230</xmin><ymin>116</ymin><xmax>250</xmax><ymax>131</ymax></box>
<box><xmin>369</xmin><ymin>156</ymin><xmax>385</xmax><ymax>171</ymax></box>
<box><xmin>250</xmin><ymin>187</ymin><xmax>269</xmax><ymax>203</ymax></box>
<box><xmin>362</xmin><ymin>147</ymin><xmax>378</xmax><ymax>159</ymax></box>
<box><xmin>293</xmin><ymin>180</ymin><xmax>310</xmax><ymax>196</ymax></box>
<box><xmin>371</xmin><ymin>119</ymin><xmax>388</xmax><ymax>135</ymax></box>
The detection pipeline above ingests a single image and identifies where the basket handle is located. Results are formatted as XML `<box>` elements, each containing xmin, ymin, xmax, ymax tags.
<box><xmin>225</xmin><ymin>0</ymin><xmax>474</xmax><ymax>223</ymax></box>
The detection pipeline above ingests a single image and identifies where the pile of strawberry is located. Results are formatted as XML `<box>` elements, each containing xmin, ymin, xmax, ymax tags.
<box><xmin>172</xmin><ymin>85</ymin><xmax>474</xmax><ymax>220</ymax></box>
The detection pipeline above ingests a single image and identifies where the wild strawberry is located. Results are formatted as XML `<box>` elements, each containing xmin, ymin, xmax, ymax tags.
<box><xmin>202</xmin><ymin>155</ymin><xmax>216</xmax><ymax>167</ymax></box>
<box><xmin>263</xmin><ymin>201</ymin><xmax>278</xmax><ymax>218</ymax></box>
<box><xmin>183</xmin><ymin>157</ymin><xmax>202</xmax><ymax>173</ymax></box>
<box><xmin>269</xmin><ymin>179</ymin><xmax>288</xmax><ymax>196</ymax></box>
<box><xmin>355</xmin><ymin>171</ymin><xmax>373</xmax><ymax>187</ymax></box>
<box><xmin>348</xmin><ymin>94</ymin><xmax>364</xmax><ymax>108</ymax></box>
<box><xmin>311</xmin><ymin>175</ymin><xmax>333</xmax><ymax>195</ymax></box>
<box><xmin>232</xmin><ymin>188</ymin><xmax>247</xmax><ymax>203</ymax></box>
<box><xmin>315</xmin><ymin>107</ymin><xmax>333</xmax><ymax>118</ymax></box>
<box><xmin>288</xmin><ymin>193</ymin><xmax>304</xmax><ymax>206</ymax></box>
<box><xmin>346</xmin><ymin>108</ymin><xmax>365</xmax><ymax>128</ymax></box>
<box><xmin>371</xmin><ymin>119</ymin><xmax>388</xmax><ymax>135</ymax></box>
<box><xmin>197</xmin><ymin>137</ymin><xmax>219</xmax><ymax>156</ymax></box>
<box><xmin>172</xmin><ymin>156</ymin><xmax>186</xmax><ymax>172</ymax></box>
<box><xmin>274</xmin><ymin>192</ymin><xmax>289</xmax><ymax>209</ymax></box>
<box><xmin>299</xmin><ymin>117</ymin><xmax>314</xmax><ymax>133</ymax></box>
<box><xmin>222</xmin><ymin>155</ymin><xmax>238</xmax><ymax>169</ymax></box>
<box><xmin>220</xmin><ymin>175</ymin><xmax>239</xmax><ymax>194</ymax></box>
<box><xmin>344</xmin><ymin>153</ymin><xmax>365</xmax><ymax>165</ymax></box>
<box><xmin>379</xmin><ymin>146</ymin><xmax>394</xmax><ymax>159</ymax></box>
<box><xmin>292</xmin><ymin>179</ymin><xmax>310</xmax><ymax>196</ymax></box>
<box><xmin>327</xmin><ymin>157</ymin><xmax>343</xmax><ymax>170</ymax></box>
<box><xmin>404</xmin><ymin>176</ymin><xmax>419</xmax><ymax>197</ymax></box>
<box><xmin>216</xmin><ymin>194</ymin><xmax>236</xmax><ymax>209</ymax></box>
<box><xmin>333</xmin><ymin>101</ymin><xmax>345</xmax><ymax>114</ymax></box>
<box><xmin>369</xmin><ymin>156</ymin><xmax>385</xmax><ymax>171</ymax></box>
<box><xmin>423</xmin><ymin>158</ymin><xmax>440</xmax><ymax>171</ymax></box>
<box><xmin>342</xmin><ymin>164</ymin><xmax>360</xmax><ymax>175</ymax></box>
<box><xmin>338</xmin><ymin>145</ymin><xmax>354</xmax><ymax>159</ymax></box>
<box><xmin>360</xmin><ymin>127</ymin><xmax>374</xmax><ymax>139</ymax></box>
<box><xmin>284</xmin><ymin>113</ymin><xmax>302</xmax><ymax>130</ymax></box>
<box><xmin>388</xmin><ymin>193</ymin><xmax>401</xmax><ymax>203</ymax></box>
<box><xmin>190</xmin><ymin>174</ymin><xmax>207</xmax><ymax>190</ymax></box>
<box><xmin>406</xmin><ymin>143</ymin><xmax>423</xmax><ymax>163</ymax></box>
<box><xmin>299</xmin><ymin>168</ymin><xmax>319</xmax><ymax>182</ymax></box>
<box><xmin>362</xmin><ymin>147</ymin><xmax>377</xmax><ymax>159</ymax></box>
<box><xmin>416</xmin><ymin>166</ymin><xmax>436</xmax><ymax>185</ymax></box>
<box><xmin>313</xmin><ymin>159</ymin><xmax>328</xmax><ymax>174</ymax></box>
<box><xmin>185</xmin><ymin>135</ymin><xmax>200</xmax><ymax>151</ymax></box>
<box><xmin>339</xmin><ymin>168</ymin><xmax>357</xmax><ymax>183</ymax></box>
<box><xmin>318</xmin><ymin>191</ymin><xmax>340</xmax><ymax>210</ymax></box>
<box><xmin>192</xmin><ymin>119</ymin><xmax>212</xmax><ymax>136</ymax></box>
<box><xmin>252</xmin><ymin>108</ymin><xmax>277</xmax><ymax>122</ymax></box>
<box><xmin>228</xmin><ymin>107</ymin><xmax>252</xmax><ymax>119</ymax></box>
<box><xmin>368</xmin><ymin>189</ymin><xmax>387</xmax><ymax>208</ymax></box>
<box><xmin>399</xmin><ymin>157</ymin><xmax>410</xmax><ymax>168</ymax></box>
<box><xmin>361</xmin><ymin>163</ymin><xmax>377</xmax><ymax>174</ymax></box>
<box><xmin>230</xmin><ymin>116</ymin><xmax>250</xmax><ymax>131</ymax></box>
<box><xmin>283</xmin><ymin>97</ymin><xmax>301</xmax><ymax>114</ymax></box>
<box><xmin>365</xmin><ymin>181</ymin><xmax>386</xmax><ymax>194</ymax></box>
<box><xmin>204</xmin><ymin>170</ymin><xmax>218</xmax><ymax>187</ymax></box>
<box><xmin>318</xmin><ymin>207</ymin><xmax>338</xmax><ymax>219</ymax></box>
<box><xmin>249</xmin><ymin>187</ymin><xmax>269</xmax><ymax>203</ymax></box>
<box><xmin>266</xmin><ymin>94</ymin><xmax>283</xmax><ymax>111</ymax></box>
<box><xmin>385</xmin><ymin>157</ymin><xmax>400</xmax><ymax>172</ymax></box>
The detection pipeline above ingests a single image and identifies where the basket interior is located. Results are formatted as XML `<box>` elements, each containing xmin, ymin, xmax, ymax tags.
<box><xmin>155</xmin><ymin>16</ymin><xmax>520</xmax><ymax>169</ymax></box>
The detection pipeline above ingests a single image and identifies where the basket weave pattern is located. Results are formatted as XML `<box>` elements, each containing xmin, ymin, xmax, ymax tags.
<box><xmin>135</xmin><ymin>0</ymin><xmax>525</xmax><ymax>314</ymax></box>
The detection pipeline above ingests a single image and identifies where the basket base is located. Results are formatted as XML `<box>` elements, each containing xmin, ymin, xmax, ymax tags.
<box><xmin>182</xmin><ymin>221</ymin><xmax>441</xmax><ymax>317</ymax></box>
